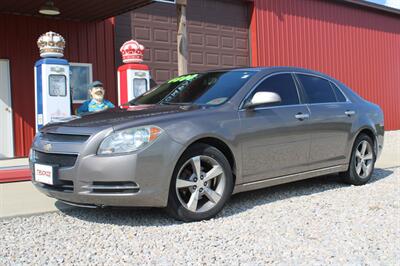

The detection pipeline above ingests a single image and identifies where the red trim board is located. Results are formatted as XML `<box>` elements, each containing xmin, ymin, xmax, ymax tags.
<box><xmin>0</xmin><ymin>168</ymin><xmax>32</xmax><ymax>183</ymax></box>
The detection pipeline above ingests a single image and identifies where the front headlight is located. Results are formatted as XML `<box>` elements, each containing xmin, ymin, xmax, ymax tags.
<box><xmin>97</xmin><ymin>126</ymin><xmax>163</xmax><ymax>155</ymax></box>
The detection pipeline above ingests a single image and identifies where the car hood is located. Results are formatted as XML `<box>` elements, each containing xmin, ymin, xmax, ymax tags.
<box><xmin>44</xmin><ymin>104</ymin><xmax>201</xmax><ymax>130</ymax></box>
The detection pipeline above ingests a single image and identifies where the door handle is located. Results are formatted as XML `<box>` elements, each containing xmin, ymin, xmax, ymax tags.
<box><xmin>295</xmin><ymin>113</ymin><xmax>309</xmax><ymax>121</ymax></box>
<box><xmin>345</xmin><ymin>110</ymin><xmax>355</xmax><ymax>116</ymax></box>
<box><xmin>5</xmin><ymin>107</ymin><xmax>11</xmax><ymax>112</ymax></box>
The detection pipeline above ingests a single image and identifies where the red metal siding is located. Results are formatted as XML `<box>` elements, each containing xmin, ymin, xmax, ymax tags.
<box><xmin>251</xmin><ymin>0</ymin><xmax>400</xmax><ymax>130</ymax></box>
<box><xmin>0</xmin><ymin>15</ymin><xmax>116</xmax><ymax>157</ymax></box>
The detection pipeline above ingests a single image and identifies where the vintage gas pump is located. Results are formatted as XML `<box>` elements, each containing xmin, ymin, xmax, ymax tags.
<box><xmin>34</xmin><ymin>31</ymin><xmax>71</xmax><ymax>132</ymax></box>
<box><xmin>117</xmin><ymin>40</ymin><xmax>151</xmax><ymax>105</ymax></box>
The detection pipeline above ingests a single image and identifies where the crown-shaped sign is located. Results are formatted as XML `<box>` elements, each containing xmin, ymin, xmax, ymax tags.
<box><xmin>120</xmin><ymin>39</ymin><xmax>145</xmax><ymax>64</ymax></box>
<box><xmin>37</xmin><ymin>31</ymin><xmax>65</xmax><ymax>58</ymax></box>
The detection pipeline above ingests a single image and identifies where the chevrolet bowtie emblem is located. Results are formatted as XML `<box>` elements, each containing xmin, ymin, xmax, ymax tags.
<box><xmin>43</xmin><ymin>143</ymin><xmax>52</xmax><ymax>152</ymax></box>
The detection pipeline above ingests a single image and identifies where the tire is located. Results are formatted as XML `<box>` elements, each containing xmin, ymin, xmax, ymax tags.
<box><xmin>166</xmin><ymin>143</ymin><xmax>234</xmax><ymax>222</ymax></box>
<box><xmin>340</xmin><ymin>133</ymin><xmax>376</xmax><ymax>185</ymax></box>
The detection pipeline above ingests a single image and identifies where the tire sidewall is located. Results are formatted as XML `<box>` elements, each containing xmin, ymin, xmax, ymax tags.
<box><xmin>167</xmin><ymin>144</ymin><xmax>233</xmax><ymax>222</ymax></box>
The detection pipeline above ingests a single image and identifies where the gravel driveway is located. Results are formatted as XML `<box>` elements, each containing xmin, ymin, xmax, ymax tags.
<box><xmin>1</xmin><ymin>167</ymin><xmax>399</xmax><ymax>265</ymax></box>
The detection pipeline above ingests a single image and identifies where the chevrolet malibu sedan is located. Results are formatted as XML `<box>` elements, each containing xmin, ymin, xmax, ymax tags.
<box><xmin>30</xmin><ymin>67</ymin><xmax>384</xmax><ymax>221</ymax></box>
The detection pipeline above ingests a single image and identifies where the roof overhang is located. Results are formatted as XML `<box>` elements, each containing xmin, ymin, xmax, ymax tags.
<box><xmin>0</xmin><ymin>0</ymin><xmax>159</xmax><ymax>21</ymax></box>
<box><xmin>343</xmin><ymin>0</ymin><xmax>400</xmax><ymax>16</ymax></box>
<box><xmin>1</xmin><ymin>0</ymin><xmax>398</xmax><ymax>22</ymax></box>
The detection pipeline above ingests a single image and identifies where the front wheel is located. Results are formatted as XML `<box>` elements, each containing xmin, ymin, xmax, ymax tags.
<box><xmin>340</xmin><ymin>134</ymin><xmax>376</xmax><ymax>185</ymax></box>
<box><xmin>166</xmin><ymin>144</ymin><xmax>233</xmax><ymax>222</ymax></box>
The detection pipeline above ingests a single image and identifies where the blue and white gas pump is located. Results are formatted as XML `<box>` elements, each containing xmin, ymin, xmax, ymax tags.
<box><xmin>34</xmin><ymin>31</ymin><xmax>71</xmax><ymax>132</ymax></box>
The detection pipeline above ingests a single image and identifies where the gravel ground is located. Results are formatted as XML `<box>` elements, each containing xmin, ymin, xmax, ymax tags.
<box><xmin>1</xmin><ymin>167</ymin><xmax>399</xmax><ymax>265</ymax></box>
<box><xmin>377</xmin><ymin>130</ymin><xmax>400</xmax><ymax>168</ymax></box>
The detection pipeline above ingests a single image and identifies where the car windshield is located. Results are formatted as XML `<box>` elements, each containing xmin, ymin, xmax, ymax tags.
<box><xmin>128</xmin><ymin>70</ymin><xmax>255</xmax><ymax>106</ymax></box>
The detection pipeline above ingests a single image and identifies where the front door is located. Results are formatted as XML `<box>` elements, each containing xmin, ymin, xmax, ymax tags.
<box><xmin>0</xmin><ymin>59</ymin><xmax>14</xmax><ymax>158</ymax></box>
<box><xmin>238</xmin><ymin>73</ymin><xmax>312</xmax><ymax>183</ymax></box>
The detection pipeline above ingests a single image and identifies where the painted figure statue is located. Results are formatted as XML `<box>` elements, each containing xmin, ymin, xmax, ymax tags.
<box><xmin>77</xmin><ymin>81</ymin><xmax>115</xmax><ymax>114</ymax></box>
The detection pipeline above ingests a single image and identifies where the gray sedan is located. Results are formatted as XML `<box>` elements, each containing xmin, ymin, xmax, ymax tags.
<box><xmin>30</xmin><ymin>67</ymin><xmax>384</xmax><ymax>221</ymax></box>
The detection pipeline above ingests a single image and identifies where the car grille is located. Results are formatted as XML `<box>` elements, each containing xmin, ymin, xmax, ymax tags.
<box><xmin>34</xmin><ymin>150</ymin><xmax>78</xmax><ymax>168</ymax></box>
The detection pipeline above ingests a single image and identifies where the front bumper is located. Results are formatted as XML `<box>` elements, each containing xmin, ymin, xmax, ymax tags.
<box><xmin>30</xmin><ymin>131</ymin><xmax>184</xmax><ymax>208</ymax></box>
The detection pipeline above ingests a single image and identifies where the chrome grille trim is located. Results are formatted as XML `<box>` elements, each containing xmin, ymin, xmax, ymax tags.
<box><xmin>40</xmin><ymin>133</ymin><xmax>90</xmax><ymax>143</ymax></box>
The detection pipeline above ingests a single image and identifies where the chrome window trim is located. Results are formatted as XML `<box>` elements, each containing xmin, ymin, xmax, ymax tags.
<box><xmin>238</xmin><ymin>103</ymin><xmax>309</xmax><ymax>112</ymax></box>
<box><xmin>306</xmin><ymin>102</ymin><xmax>352</xmax><ymax>107</ymax></box>
<box><xmin>293</xmin><ymin>72</ymin><xmax>352</xmax><ymax>104</ymax></box>
<box><xmin>238</xmin><ymin>72</ymin><xmax>303</xmax><ymax>110</ymax></box>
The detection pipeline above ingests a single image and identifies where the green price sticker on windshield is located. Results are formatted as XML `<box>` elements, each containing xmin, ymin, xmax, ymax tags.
<box><xmin>168</xmin><ymin>74</ymin><xmax>198</xmax><ymax>84</ymax></box>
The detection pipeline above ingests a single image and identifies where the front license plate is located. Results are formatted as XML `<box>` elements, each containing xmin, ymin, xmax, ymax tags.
<box><xmin>34</xmin><ymin>164</ymin><xmax>54</xmax><ymax>185</ymax></box>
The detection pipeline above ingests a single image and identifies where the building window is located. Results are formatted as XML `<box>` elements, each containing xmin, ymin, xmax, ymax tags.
<box><xmin>70</xmin><ymin>63</ymin><xmax>93</xmax><ymax>103</ymax></box>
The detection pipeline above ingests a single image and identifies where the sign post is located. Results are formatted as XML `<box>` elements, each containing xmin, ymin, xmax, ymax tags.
<box><xmin>176</xmin><ymin>0</ymin><xmax>188</xmax><ymax>76</ymax></box>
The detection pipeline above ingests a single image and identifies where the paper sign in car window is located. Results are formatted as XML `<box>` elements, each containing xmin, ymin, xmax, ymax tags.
<box><xmin>168</xmin><ymin>74</ymin><xmax>198</xmax><ymax>84</ymax></box>
<box><xmin>207</xmin><ymin>97</ymin><xmax>228</xmax><ymax>105</ymax></box>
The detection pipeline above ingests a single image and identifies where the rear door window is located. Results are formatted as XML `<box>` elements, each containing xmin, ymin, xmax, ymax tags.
<box><xmin>248</xmin><ymin>73</ymin><xmax>300</xmax><ymax>107</ymax></box>
<box><xmin>296</xmin><ymin>74</ymin><xmax>337</xmax><ymax>104</ymax></box>
<box><xmin>330</xmin><ymin>82</ymin><xmax>347</xmax><ymax>102</ymax></box>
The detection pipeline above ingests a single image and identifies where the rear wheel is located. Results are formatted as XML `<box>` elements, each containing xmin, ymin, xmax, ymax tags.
<box><xmin>166</xmin><ymin>144</ymin><xmax>233</xmax><ymax>222</ymax></box>
<box><xmin>341</xmin><ymin>134</ymin><xmax>375</xmax><ymax>185</ymax></box>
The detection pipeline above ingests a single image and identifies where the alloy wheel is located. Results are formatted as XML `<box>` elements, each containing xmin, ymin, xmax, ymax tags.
<box><xmin>175</xmin><ymin>155</ymin><xmax>226</xmax><ymax>213</ymax></box>
<box><xmin>355</xmin><ymin>140</ymin><xmax>373</xmax><ymax>178</ymax></box>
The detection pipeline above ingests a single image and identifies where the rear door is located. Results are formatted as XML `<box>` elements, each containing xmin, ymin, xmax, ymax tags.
<box><xmin>295</xmin><ymin>73</ymin><xmax>355</xmax><ymax>169</ymax></box>
<box><xmin>239</xmin><ymin>73</ymin><xmax>312</xmax><ymax>182</ymax></box>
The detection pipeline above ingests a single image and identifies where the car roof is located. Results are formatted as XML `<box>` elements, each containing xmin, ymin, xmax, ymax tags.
<box><xmin>206</xmin><ymin>66</ymin><xmax>330</xmax><ymax>77</ymax></box>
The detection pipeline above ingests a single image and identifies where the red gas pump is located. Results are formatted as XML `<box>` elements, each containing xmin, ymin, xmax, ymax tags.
<box><xmin>117</xmin><ymin>39</ymin><xmax>151</xmax><ymax>105</ymax></box>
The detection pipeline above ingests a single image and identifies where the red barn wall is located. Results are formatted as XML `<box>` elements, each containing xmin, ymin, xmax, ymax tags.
<box><xmin>0</xmin><ymin>15</ymin><xmax>116</xmax><ymax>157</ymax></box>
<box><xmin>251</xmin><ymin>0</ymin><xmax>400</xmax><ymax>130</ymax></box>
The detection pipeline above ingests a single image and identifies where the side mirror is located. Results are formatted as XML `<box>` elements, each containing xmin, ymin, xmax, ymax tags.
<box><xmin>245</xmin><ymin>91</ymin><xmax>282</xmax><ymax>109</ymax></box>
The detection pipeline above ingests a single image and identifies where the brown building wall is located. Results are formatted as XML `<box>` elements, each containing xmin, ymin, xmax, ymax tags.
<box><xmin>115</xmin><ymin>0</ymin><xmax>251</xmax><ymax>84</ymax></box>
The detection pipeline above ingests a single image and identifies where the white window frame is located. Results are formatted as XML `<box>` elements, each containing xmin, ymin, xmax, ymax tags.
<box><xmin>70</xmin><ymin>62</ymin><xmax>93</xmax><ymax>103</ymax></box>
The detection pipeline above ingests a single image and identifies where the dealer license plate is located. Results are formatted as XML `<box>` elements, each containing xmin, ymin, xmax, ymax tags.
<box><xmin>34</xmin><ymin>164</ymin><xmax>54</xmax><ymax>185</ymax></box>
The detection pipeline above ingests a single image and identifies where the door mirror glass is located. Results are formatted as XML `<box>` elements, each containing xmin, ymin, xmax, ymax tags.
<box><xmin>245</xmin><ymin>91</ymin><xmax>282</xmax><ymax>108</ymax></box>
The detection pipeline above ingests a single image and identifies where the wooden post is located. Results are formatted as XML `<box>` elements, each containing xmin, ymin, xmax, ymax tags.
<box><xmin>177</xmin><ymin>0</ymin><xmax>188</xmax><ymax>76</ymax></box>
